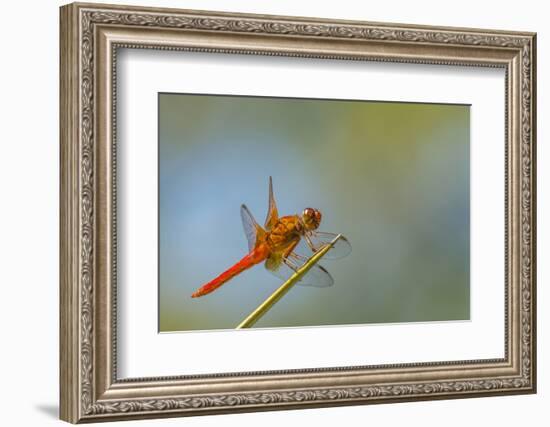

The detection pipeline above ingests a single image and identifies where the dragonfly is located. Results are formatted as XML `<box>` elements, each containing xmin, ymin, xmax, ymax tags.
<box><xmin>191</xmin><ymin>177</ymin><xmax>351</xmax><ymax>298</ymax></box>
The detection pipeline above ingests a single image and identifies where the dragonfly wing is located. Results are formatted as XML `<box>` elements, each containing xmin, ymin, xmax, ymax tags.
<box><xmin>293</xmin><ymin>231</ymin><xmax>352</xmax><ymax>260</ymax></box>
<box><xmin>241</xmin><ymin>204</ymin><xmax>266</xmax><ymax>252</ymax></box>
<box><xmin>267</xmin><ymin>255</ymin><xmax>334</xmax><ymax>288</ymax></box>
<box><xmin>264</xmin><ymin>176</ymin><xmax>279</xmax><ymax>231</ymax></box>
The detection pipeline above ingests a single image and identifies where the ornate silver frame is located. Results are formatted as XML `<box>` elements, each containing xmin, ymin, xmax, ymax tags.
<box><xmin>60</xmin><ymin>2</ymin><xmax>537</xmax><ymax>423</ymax></box>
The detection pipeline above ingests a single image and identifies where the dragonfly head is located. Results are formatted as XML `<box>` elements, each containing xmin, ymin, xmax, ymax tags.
<box><xmin>302</xmin><ymin>208</ymin><xmax>322</xmax><ymax>231</ymax></box>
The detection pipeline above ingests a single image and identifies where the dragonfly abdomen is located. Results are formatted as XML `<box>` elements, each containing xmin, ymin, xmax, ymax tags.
<box><xmin>191</xmin><ymin>244</ymin><xmax>270</xmax><ymax>298</ymax></box>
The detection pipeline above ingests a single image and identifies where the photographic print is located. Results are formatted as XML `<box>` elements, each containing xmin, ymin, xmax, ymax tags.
<box><xmin>159</xmin><ymin>93</ymin><xmax>470</xmax><ymax>332</ymax></box>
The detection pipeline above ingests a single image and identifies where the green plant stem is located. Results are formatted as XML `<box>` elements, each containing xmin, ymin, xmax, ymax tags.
<box><xmin>236</xmin><ymin>234</ymin><xmax>342</xmax><ymax>329</ymax></box>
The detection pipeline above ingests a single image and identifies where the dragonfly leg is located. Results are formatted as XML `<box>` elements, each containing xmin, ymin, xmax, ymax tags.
<box><xmin>283</xmin><ymin>253</ymin><xmax>334</xmax><ymax>287</ymax></box>
<box><xmin>282</xmin><ymin>238</ymin><xmax>308</xmax><ymax>269</ymax></box>
<box><xmin>287</xmin><ymin>253</ymin><xmax>308</xmax><ymax>270</ymax></box>
<box><xmin>282</xmin><ymin>257</ymin><xmax>300</xmax><ymax>272</ymax></box>
<box><xmin>282</xmin><ymin>239</ymin><xmax>300</xmax><ymax>258</ymax></box>
<box><xmin>288</xmin><ymin>251</ymin><xmax>307</xmax><ymax>261</ymax></box>
<box><xmin>304</xmin><ymin>234</ymin><xmax>318</xmax><ymax>253</ymax></box>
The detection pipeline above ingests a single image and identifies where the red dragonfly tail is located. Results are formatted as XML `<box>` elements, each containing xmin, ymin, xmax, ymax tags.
<box><xmin>191</xmin><ymin>244</ymin><xmax>269</xmax><ymax>298</ymax></box>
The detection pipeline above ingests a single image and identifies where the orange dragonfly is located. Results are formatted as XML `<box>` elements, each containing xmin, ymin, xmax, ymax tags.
<box><xmin>191</xmin><ymin>177</ymin><xmax>351</xmax><ymax>298</ymax></box>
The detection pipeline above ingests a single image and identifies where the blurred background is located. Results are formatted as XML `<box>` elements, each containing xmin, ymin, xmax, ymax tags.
<box><xmin>159</xmin><ymin>93</ymin><xmax>470</xmax><ymax>332</ymax></box>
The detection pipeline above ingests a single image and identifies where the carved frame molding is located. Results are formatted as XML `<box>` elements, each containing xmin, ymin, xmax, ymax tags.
<box><xmin>60</xmin><ymin>2</ymin><xmax>536</xmax><ymax>423</ymax></box>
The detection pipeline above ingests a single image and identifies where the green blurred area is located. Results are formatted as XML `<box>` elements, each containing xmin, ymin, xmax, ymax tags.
<box><xmin>159</xmin><ymin>94</ymin><xmax>470</xmax><ymax>332</ymax></box>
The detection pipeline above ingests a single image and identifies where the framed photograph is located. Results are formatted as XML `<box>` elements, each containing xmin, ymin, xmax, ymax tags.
<box><xmin>59</xmin><ymin>2</ymin><xmax>537</xmax><ymax>423</ymax></box>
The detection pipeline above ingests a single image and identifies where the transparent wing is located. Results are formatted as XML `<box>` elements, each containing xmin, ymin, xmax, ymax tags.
<box><xmin>264</xmin><ymin>176</ymin><xmax>279</xmax><ymax>231</ymax></box>
<box><xmin>268</xmin><ymin>254</ymin><xmax>334</xmax><ymax>288</ymax></box>
<box><xmin>241</xmin><ymin>204</ymin><xmax>265</xmax><ymax>252</ymax></box>
<box><xmin>293</xmin><ymin>231</ymin><xmax>352</xmax><ymax>260</ymax></box>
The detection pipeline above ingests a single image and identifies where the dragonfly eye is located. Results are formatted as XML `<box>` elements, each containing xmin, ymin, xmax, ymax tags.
<box><xmin>302</xmin><ymin>208</ymin><xmax>322</xmax><ymax>230</ymax></box>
